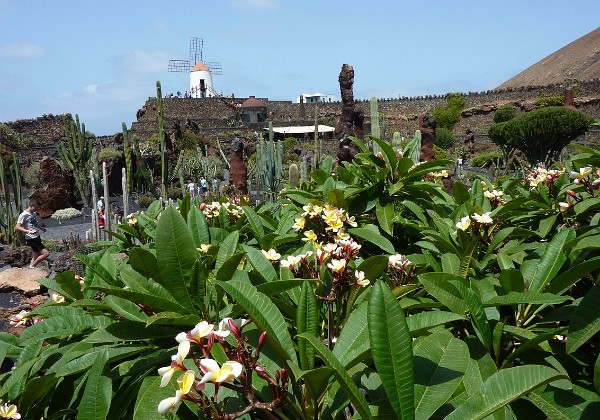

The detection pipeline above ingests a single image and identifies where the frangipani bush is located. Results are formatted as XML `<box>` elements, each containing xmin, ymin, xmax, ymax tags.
<box><xmin>0</xmin><ymin>140</ymin><xmax>599</xmax><ymax>419</ymax></box>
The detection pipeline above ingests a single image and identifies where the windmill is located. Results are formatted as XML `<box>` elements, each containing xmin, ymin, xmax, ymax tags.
<box><xmin>168</xmin><ymin>37</ymin><xmax>222</xmax><ymax>98</ymax></box>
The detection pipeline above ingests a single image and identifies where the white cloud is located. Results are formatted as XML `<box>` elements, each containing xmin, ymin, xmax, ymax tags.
<box><xmin>230</xmin><ymin>0</ymin><xmax>279</xmax><ymax>10</ymax></box>
<box><xmin>0</xmin><ymin>43</ymin><xmax>45</xmax><ymax>60</ymax></box>
<box><xmin>115</xmin><ymin>50</ymin><xmax>171</xmax><ymax>74</ymax></box>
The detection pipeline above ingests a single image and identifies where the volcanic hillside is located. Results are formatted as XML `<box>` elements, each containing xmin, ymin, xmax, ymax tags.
<box><xmin>498</xmin><ymin>26</ymin><xmax>600</xmax><ymax>89</ymax></box>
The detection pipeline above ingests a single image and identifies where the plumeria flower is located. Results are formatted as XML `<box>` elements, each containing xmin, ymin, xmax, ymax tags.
<box><xmin>197</xmin><ymin>244</ymin><xmax>211</xmax><ymax>253</ymax></box>
<box><xmin>280</xmin><ymin>255</ymin><xmax>301</xmax><ymax>269</ymax></box>
<box><xmin>325</xmin><ymin>217</ymin><xmax>344</xmax><ymax>233</ymax></box>
<box><xmin>0</xmin><ymin>403</ymin><xmax>21</xmax><ymax>419</ymax></box>
<box><xmin>126</xmin><ymin>213</ymin><xmax>138</xmax><ymax>225</ymax></box>
<box><xmin>333</xmin><ymin>230</ymin><xmax>350</xmax><ymax>242</ymax></box>
<box><xmin>157</xmin><ymin>390</ymin><xmax>183</xmax><ymax>414</ymax></box>
<box><xmin>327</xmin><ymin>258</ymin><xmax>347</xmax><ymax>274</ymax></box>
<box><xmin>302</xmin><ymin>230</ymin><xmax>318</xmax><ymax>242</ymax></box>
<box><xmin>472</xmin><ymin>212</ymin><xmax>493</xmax><ymax>224</ymax></box>
<box><xmin>261</xmin><ymin>249</ymin><xmax>281</xmax><ymax>261</ymax></box>
<box><xmin>75</xmin><ymin>274</ymin><xmax>85</xmax><ymax>291</ymax></box>
<box><xmin>177</xmin><ymin>370</ymin><xmax>196</xmax><ymax>394</ymax></box>
<box><xmin>456</xmin><ymin>216</ymin><xmax>471</xmax><ymax>231</ymax></box>
<box><xmin>9</xmin><ymin>310</ymin><xmax>29</xmax><ymax>327</ymax></box>
<box><xmin>157</xmin><ymin>352</ymin><xmax>185</xmax><ymax>387</ymax></box>
<box><xmin>322</xmin><ymin>242</ymin><xmax>338</xmax><ymax>254</ymax></box>
<box><xmin>389</xmin><ymin>254</ymin><xmax>411</xmax><ymax>269</ymax></box>
<box><xmin>355</xmin><ymin>270</ymin><xmax>369</xmax><ymax>287</ymax></box>
<box><xmin>345</xmin><ymin>215</ymin><xmax>358</xmax><ymax>227</ymax></box>
<box><xmin>198</xmin><ymin>359</ymin><xmax>243</xmax><ymax>385</ymax></box>
<box><xmin>570</xmin><ymin>167</ymin><xmax>592</xmax><ymax>182</ymax></box>
<box><xmin>51</xmin><ymin>293</ymin><xmax>65</xmax><ymax>304</ymax></box>
<box><xmin>558</xmin><ymin>202</ymin><xmax>571</xmax><ymax>212</ymax></box>
<box><xmin>292</xmin><ymin>217</ymin><xmax>306</xmax><ymax>231</ymax></box>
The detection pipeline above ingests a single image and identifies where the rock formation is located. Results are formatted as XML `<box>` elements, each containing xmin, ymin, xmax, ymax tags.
<box><xmin>30</xmin><ymin>157</ymin><xmax>76</xmax><ymax>218</ymax></box>
<box><xmin>335</xmin><ymin>64</ymin><xmax>364</xmax><ymax>163</ymax></box>
<box><xmin>229</xmin><ymin>137</ymin><xmax>248</xmax><ymax>195</ymax></box>
<box><xmin>419</xmin><ymin>112</ymin><xmax>436</xmax><ymax>162</ymax></box>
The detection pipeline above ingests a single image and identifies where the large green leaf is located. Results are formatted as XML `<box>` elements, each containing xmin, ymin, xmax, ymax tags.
<box><xmin>155</xmin><ymin>206</ymin><xmax>196</xmax><ymax>312</ymax></box>
<box><xmin>483</xmin><ymin>292</ymin><xmax>570</xmax><ymax>306</ymax></box>
<box><xmin>133</xmin><ymin>376</ymin><xmax>175</xmax><ymax>420</ymax></box>
<box><xmin>241</xmin><ymin>244</ymin><xmax>278</xmax><ymax>283</ymax></box>
<box><xmin>333</xmin><ymin>300</ymin><xmax>370</xmax><ymax>369</ymax></box>
<box><xmin>406</xmin><ymin>311</ymin><xmax>466</xmax><ymax>336</ymax></box>
<box><xmin>297</xmin><ymin>282</ymin><xmax>318</xmax><ymax>370</ymax></box>
<box><xmin>242</xmin><ymin>205</ymin><xmax>265</xmax><ymax>240</ymax></box>
<box><xmin>529</xmin><ymin>383</ymin><xmax>600</xmax><ymax>420</ymax></box>
<box><xmin>452</xmin><ymin>281</ymin><xmax>492</xmax><ymax>351</ymax></box>
<box><xmin>350</xmin><ymin>226</ymin><xmax>396</xmax><ymax>254</ymax></box>
<box><xmin>77</xmin><ymin>349</ymin><xmax>111</xmax><ymax>420</ymax></box>
<box><xmin>567</xmin><ymin>282</ymin><xmax>600</xmax><ymax>353</ymax></box>
<box><xmin>376</xmin><ymin>202</ymin><xmax>395</xmax><ymax>236</ymax></box>
<box><xmin>522</xmin><ymin>228</ymin><xmax>575</xmax><ymax>293</ymax></box>
<box><xmin>187</xmin><ymin>206</ymin><xmax>210</xmax><ymax>247</ymax></box>
<box><xmin>418</xmin><ymin>273</ymin><xmax>468</xmax><ymax>315</ymax></box>
<box><xmin>413</xmin><ymin>332</ymin><xmax>469</xmax><ymax>420</ymax></box>
<box><xmin>446</xmin><ymin>365</ymin><xmax>567</xmax><ymax>420</ymax></box>
<box><xmin>547</xmin><ymin>256</ymin><xmax>600</xmax><ymax>295</ymax></box>
<box><xmin>19</xmin><ymin>314</ymin><xmax>113</xmax><ymax>346</ymax></box>
<box><xmin>102</xmin><ymin>295</ymin><xmax>148</xmax><ymax>322</ymax></box>
<box><xmin>215</xmin><ymin>230</ymin><xmax>240</xmax><ymax>272</ymax></box>
<box><xmin>216</xmin><ymin>281</ymin><xmax>297</xmax><ymax>364</ymax></box>
<box><xmin>128</xmin><ymin>247</ymin><xmax>162</xmax><ymax>282</ymax></box>
<box><xmin>368</xmin><ymin>281</ymin><xmax>414</xmax><ymax>420</ymax></box>
<box><xmin>298</xmin><ymin>333</ymin><xmax>373</xmax><ymax>420</ymax></box>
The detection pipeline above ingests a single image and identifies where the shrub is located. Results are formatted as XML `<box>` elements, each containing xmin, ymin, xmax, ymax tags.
<box><xmin>23</xmin><ymin>161</ymin><xmax>44</xmax><ymax>189</ymax></box>
<box><xmin>432</xmin><ymin>92</ymin><xmax>465</xmax><ymax>130</ymax></box>
<box><xmin>98</xmin><ymin>148</ymin><xmax>123</xmax><ymax>160</ymax></box>
<box><xmin>136</xmin><ymin>194</ymin><xmax>156</xmax><ymax>208</ymax></box>
<box><xmin>536</xmin><ymin>96</ymin><xmax>564</xmax><ymax>107</ymax></box>
<box><xmin>166</xmin><ymin>186</ymin><xmax>183</xmax><ymax>200</ymax></box>
<box><xmin>493</xmin><ymin>105</ymin><xmax>517</xmax><ymax>123</ymax></box>
<box><xmin>51</xmin><ymin>207</ymin><xmax>83</xmax><ymax>220</ymax></box>
<box><xmin>471</xmin><ymin>151</ymin><xmax>503</xmax><ymax>168</ymax></box>
<box><xmin>435</xmin><ymin>127</ymin><xmax>456</xmax><ymax>150</ymax></box>
<box><xmin>433</xmin><ymin>145</ymin><xmax>448</xmax><ymax>160</ymax></box>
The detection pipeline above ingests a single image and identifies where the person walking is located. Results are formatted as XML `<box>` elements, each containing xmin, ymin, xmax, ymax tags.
<box><xmin>200</xmin><ymin>176</ymin><xmax>208</xmax><ymax>198</ymax></box>
<box><xmin>15</xmin><ymin>198</ymin><xmax>50</xmax><ymax>269</ymax></box>
<box><xmin>97</xmin><ymin>196</ymin><xmax>105</xmax><ymax>212</ymax></box>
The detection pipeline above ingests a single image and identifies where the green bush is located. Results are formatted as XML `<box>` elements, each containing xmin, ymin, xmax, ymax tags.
<box><xmin>433</xmin><ymin>145</ymin><xmax>448</xmax><ymax>160</ymax></box>
<box><xmin>166</xmin><ymin>186</ymin><xmax>183</xmax><ymax>200</ymax></box>
<box><xmin>136</xmin><ymin>194</ymin><xmax>156</xmax><ymax>208</ymax></box>
<box><xmin>471</xmin><ymin>151</ymin><xmax>503</xmax><ymax>167</ymax></box>
<box><xmin>432</xmin><ymin>92</ymin><xmax>465</xmax><ymax>130</ymax></box>
<box><xmin>23</xmin><ymin>161</ymin><xmax>44</xmax><ymax>189</ymax></box>
<box><xmin>493</xmin><ymin>105</ymin><xmax>517</xmax><ymax>123</ymax></box>
<box><xmin>435</xmin><ymin>127</ymin><xmax>456</xmax><ymax>150</ymax></box>
<box><xmin>536</xmin><ymin>96</ymin><xmax>564</xmax><ymax>107</ymax></box>
<box><xmin>98</xmin><ymin>148</ymin><xmax>123</xmax><ymax>160</ymax></box>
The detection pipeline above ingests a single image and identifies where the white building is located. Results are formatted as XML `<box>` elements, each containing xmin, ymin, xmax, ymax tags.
<box><xmin>189</xmin><ymin>61</ymin><xmax>216</xmax><ymax>98</ymax></box>
<box><xmin>295</xmin><ymin>93</ymin><xmax>335</xmax><ymax>103</ymax></box>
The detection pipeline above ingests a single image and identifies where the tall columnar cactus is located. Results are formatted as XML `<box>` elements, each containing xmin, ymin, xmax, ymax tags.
<box><xmin>288</xmin><ymin>163</ymin><xmax>299</xmax><ymax>187</ymax></box>
<box><xmin>256</xmin><ymin>123</ymin><xmax>284</xmax><ymax>202</ymax></box>
<box><xmin>391</xmin><ymin>131</ymin><xmax>403</xmax><ymax>153</ymax></box>
<box><xmin>59</xmin><ymin>114</ymin><xmax>93</xmax><ymax>207</ymax></box>
<box><xmin>370</xmin><ymin>96</ymin><xmax>382</xmax><ymax>156</ymax></box>
<box><xmin>300</xmin><ymin>156</ymin><xmax>308</xmax><ymax>181</ymax></box>
<box><xmin>122</xmin><ymin>122</ymin><xmax>133</xmax><ymax>197</ymax></box>
<box><xmin>157</xmin><ymin>81</ymin><xmax>168</xmax><ymax>202</ymax></box>
<box><xmin>410</xmin><ymin>130</ymin><xmax>422</xmax><ymax>164</ymax></box>
<box><xmin>0</xmin><ymin>153</ymin><xmax>22</xmax><ymax>245</ymax></box>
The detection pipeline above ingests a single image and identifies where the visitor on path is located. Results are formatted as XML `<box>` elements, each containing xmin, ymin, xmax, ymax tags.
<box><xmin>98</xmin><ymin>210</ymin><xmax>105</xmax><ymax>228</ymax></box>
<box><xmin>200</xmin><ymin>177</ymin><xmax>208</xmax><ymax>198</ymax></box>
<box><xmin>187</xmin><ymin>181</ymin><xmax>196</xmax><ymax>197</ymax></box>
<box><xmin>15</xmin><ymin>198</ymin><xmax>50</xmax><ymax>269</ymax></box>
<box><xmin>97</xmin><ymin>196</ymin><xmax>105</xmax><ymax>212</ymax></box>
<box><xmin>212</xmin><ymin>178</ymin><xmax>218</xmax><ymax>193</ymax></box>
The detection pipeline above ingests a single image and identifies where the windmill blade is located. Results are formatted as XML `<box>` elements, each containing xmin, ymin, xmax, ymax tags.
<box><xmin>189</xmin><ymin>37</ymin><xmax>204</xmax><ymax>63</ymax></box>
<box><xmin>169</xmin><ymin>59</ymin><xmax>191</xmax><ymax>72</ymax></box>
<box><xmin>206</xmin><ymin>61</ymin><xmax>222</xmax><ymax>75</ymax></box>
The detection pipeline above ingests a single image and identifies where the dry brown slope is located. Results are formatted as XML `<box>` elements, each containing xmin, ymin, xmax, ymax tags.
<box><xmin>498</xmin><ymin>27</ymin><xmax>600</xmax><ymax>89</ymax></box>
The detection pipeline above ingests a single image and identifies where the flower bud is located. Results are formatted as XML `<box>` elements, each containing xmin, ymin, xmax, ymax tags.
<box><xmin>280</xmin><ymin>368</ymin><xmax>288</xmax><ymax>385</ymax></box>
<box><xmin>257</xmin><ymin>331</ymin><xmax>268</xmax><ymax>353</ymax></box>
<box><xmin>567</xmin><ymin>189</ymin><xmax>577</xmax><ymax>198</ymax></box>
<box><xmin>228</xmin><ymin>318</ymin><xmax>242</xmax><ymax>342</ymax></box>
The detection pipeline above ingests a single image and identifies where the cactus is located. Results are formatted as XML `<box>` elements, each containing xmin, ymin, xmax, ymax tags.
<box><xmin>391</xmin><ymin>131</ymin><xmax>403</xmax><ymax>152</ymax></box>
<box><xmin>255</xmin><ymin>123</ymin><xmax>284</xmax><ymax>202</ymax></box>
<box><xmin>58</xmin><ymin>114</ymin><xmax>93</xmax><ymax>207</ymax></box>
<box><xmin>289</xmin><ymin>163</ymin><xmax>299</xmax><ymax>187</ymax></box>
<box><xmin>122</xmin><ymin>122</ymin><xmax>133</xmax><ymax>197</ymax></box>
<box><xmin>370</xmin><ymin>96</ymin><xmax>382</xmax><ymax>156</ymax></box>
<box><xmin>157</xmin><ymin>81</ymin><xmax>168</xmax><ymax>202</ymax></box>
<box><xmin>0</xmin><ymin>153</ymin><xmax>22</xmax><ymax>245</ymax></box>
<box><xmin>300</xmin><ymin>156</ymin><xmax>308</xmax><ymax>181</ymax></box>
<box><xmin>313</xmin><ymin>106</ymin><xmax>321</xmax><ymax>168</ymax></box>
<box><xmin>405</xmin><ymin>130</ymin><xmax>422</xmax><ymax>164</ymax></box>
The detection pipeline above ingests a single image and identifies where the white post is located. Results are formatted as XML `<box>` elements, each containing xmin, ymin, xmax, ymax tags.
<box><xmin>89</xmin><ymin>169</ymin><xmax>99</xmax><ymax>241</ymax></box>
<box><xmin>103</xmin><ymin>162</ymin><xmax>111</xmax><ymax>239</ymax></box>
<box><xmin>122</xmin><ymin>167</ymin><xmax>129</xmax><ymax>222</ymax></box>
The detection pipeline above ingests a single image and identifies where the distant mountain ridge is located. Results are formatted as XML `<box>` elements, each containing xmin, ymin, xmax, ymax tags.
<box><xmin>498</xmin><ymin>27</ymin><xmax>600</xmax><ymax>89</ymax></box>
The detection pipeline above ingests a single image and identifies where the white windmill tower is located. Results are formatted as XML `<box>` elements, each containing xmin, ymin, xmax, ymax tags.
<box><xmin>168</xmin><ymin>37</ymin><xmax>222</xmax><ymax>98</ymax></box>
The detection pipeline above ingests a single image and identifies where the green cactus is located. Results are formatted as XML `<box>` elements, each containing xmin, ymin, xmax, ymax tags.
<box><xmin>58</xmin><ymin>114</ymin><xmax>93</xmax><ymax>207</ymax></box>
<box><xmin>370</xmin><ymin>97</ymin><xmax>382</xmax><ymax>156</ymax></box>
<box><xmin>122</xmin><ymin>122</ymin><xmax>133</xmax><ymax>196</ymax></box>
<box><xmin>313</xmin><ymin>106</ymin><xmax>321</xmax><ymax>168</ymax></box>
<box><xmin>391</xmin><ymin>131</ymin><xmax>403</xmax><ymax>152</ymax></box>
<box><xmin>289</xmin><ymin>163</ymin><xmax>299</xmax><ymax>187</ymax></box>
<box><xmin>0</xmin><ymin>153</ymin><xmax>22</xmax><ymax>245</ymax></box>
<box><xmin>157</xmin><ymin>81</ymin><xmax>168</xmax><ymax>202</ymax></box>
<box><xmin>300</xmin><ymin>156</ymin><xmax>308</xmax><ymax>181</ymax></box>
<box><xmin>255</xmin><ymin>123</ymin><xmax>284</xmax><ymax>202</ymax></box>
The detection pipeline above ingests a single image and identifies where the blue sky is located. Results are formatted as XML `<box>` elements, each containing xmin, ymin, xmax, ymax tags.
<box><xmin>1</xmin><ymin>0</ymin><xmax>598</xmax><ymax>135</ymax></box>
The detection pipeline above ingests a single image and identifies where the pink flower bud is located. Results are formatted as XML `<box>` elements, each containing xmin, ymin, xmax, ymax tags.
<box><xmin>257</xmin><ymin>331</ymin><xmax>267</xmax><ymax>353</ymax></box>
<box><xmin>567</xmin><ymin>190</ymin><xmax>577</xmax><ymax>197</ymax></box>
<box><xmin>280</xmin><ymin>368</ymin><xmax>288</xmax><ymax>385</ymax></box>
<box><xmin>228</xmin><ymin>318</ymin><xmax>242</xmax><ymax>341</ymax></box>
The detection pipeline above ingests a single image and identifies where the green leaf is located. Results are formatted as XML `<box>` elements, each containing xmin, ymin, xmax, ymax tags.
<box><xmin>215</xmin><ymin>231</ymin><xmax>240</xmax><ymax>272</ymax></box>
<box><xmin>350</xmin><ymin>225</ymin><xmax>395</xmax><ymax>253</ymax></box>
<box><xmin>133</xmin><ymin>376</ymin><xmax>174</xmax><ymax>420</ymax></box>
<box><xmin>298</xmin><ymin>333</ymin><xmax>373</xmax><ymax>420</ymax></box>
<box><xmin>446</xmin><ymin>365</ymin><xmax>567</xmax><ymax>420</ymax></box>
<box><xmin>413</xmin><ymin>332</ymin><xmax>469</xmax><ymax>420</ymax></box>
<box><xmin>418</xmin><ymin>273</ymin><xmax>468</xmax><ymax>315</ymax></box>
<box><xmin>376</xmin><ymin>202</ymin><xmax>395</xmax><ymax>236</ymax></box>
<box><xmin>187</xmin><ymin>206</ymin><xmax>210</xmax><ymax>247</ymax></box>
<box><xmin>145</xmin><ymin>312</ymin><xmax>201</xmax><ymax>327</ymax></box>
<box><xmin>356</xmin><ymin>255</ymin><xmax>389</xmax><ymax>281</ymax></box>
<box><xmin>242</xmin><ymin>206</ymin><xmax>265</xmax><ymax>240</ymax></box>
<box><xmin>297</xmin><ymin>282</ymin><xmax>318</xmax><ymax>370</ymax></box>
<box><xmin>19</xmin><ymin>314</ymin><xmax>112</xmax><ymax>345</ymax></box>
<box><xmin>452</xmin><ymin>281</ymin><xmax>492</xmax><ymax>351</ymax></box>
<box><xmin>406</xmin><ymin>311</ymin><xmax>466</xmax><ymax>336</ymax></box>
<box><xmin>155</xmin><ymin>206</ymin><xmax>196</xmax><ymax>312</ymax></box>
<box><xmin>54</xmin><ymin>271</ymin><xmax>84</xmax><ymax>300</ymax></box>
<box><xmin>216</xmin><ymin>281</ymin><xmax>297</xmax><ymax>364</ymax></box>
<box><xmin>102</xmin><ymin>295</ymin><xmax>148</xmax><ymax>322</ymax></box>
<box><xmin>483</xmin><ymin>292</ymin><xmax>570</xmax><ymax>306</ymax></box>
<box><xmin>567</xmin><ymin>281</ymin><xmax>600</xmax><ymax>353</ymax></box>
<box><xmin>333</xmin><ymin>300</ymin><xmax>370</xmax><ymax>369</ymax></box>
<box><xmin>128</xmin><ymin>247</ymin><xmax>162</xmax><ymax>282</ymax></box>
<box><xmin>368</xmin><ymin>281</ymin><xmax>414</xmax><ymax>420</ymax></box>
<box><xmin>241</xmin><ymin>244</ymin><xmax>278</xmax><ymax>283</ymax></box>
<box><xmin>523</xmin><ymin>227</ymin><xmax>575</xmax><ymax>293</ymax></box>
<box><xmin>77</xmin><ymin>349</ymin><xmax>111</xmax><ymax>420</ymax></box>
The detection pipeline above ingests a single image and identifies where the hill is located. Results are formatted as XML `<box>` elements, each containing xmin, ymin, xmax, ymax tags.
<box><xmin>498</xmin><ymin>27</ymin><xmax>600</xmax><ymax>88</ymax></box>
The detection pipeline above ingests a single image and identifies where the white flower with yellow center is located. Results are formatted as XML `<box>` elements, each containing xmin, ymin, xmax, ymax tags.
<box><xmin>558</xmin><ymin>202</ymin><xmax>571</xmax><ymax>212</ymax></box>
<box><xmin>325</xmin><ymin>217</ymin><xmax>344</xmax><ymax>233</ymax></box>
<box><xmin>51</xmin><ymin>294</ymin><xmax>65</xmax><ymax>304</ymax></box>
<box><xmin>157</xmin><ymin>352</ymin><xmax>185</xmax><ymax>387</ymax></box>
<box><xmin>472</xmin><ymin>212</ymin><xmax>493</xmax><ymax>224</ymax></box>
<box><xmin>355</xmin><ymin>270</ymin><xmax>369</xmax><ymax>287</ymax></box>
<box><xmin>261</xmin><ymin>248</ymin><xmax>281</xmax><ymax>261</ymax></box>
<box><xmin>292</xmin><ymin>217</ymin><xmax>306</xmax><ymax>231</ymax></box>
<box><xmin>281</xmin><ymin>255</ymin><xmax>301</xmax><ymax>269</ymax></box>
<box><xmin>9</xmin><ymin>310</ymin><xmax>29</xmax><ymax>327</ymax></box>
<box><xmin>198</xmin><ymin>359</ymin><xmax>243</xmax><ymax>385</ymax></box>
<box><xmin>334</xmin><ymin>230</ymin><xmax>350</xmax><ymax>242</ymax></box>
<box><xmin>456</xmin><ymin>216</ymin><xmax>471</xmax><ymax>231</ymax></box>
<box><xmin>0</xmin><ymin>403</ymin><xmax>21</xmax><ymax>419</ymax></box>
<box><xmin>570</xmin><ymin>167</ymin><xmax>592</xmax><ymax>180</ymax></box>
<box><xmin>327</xmin><ymin>258</ymin><xmax>347</xmax><ymax>274</ymax></box>
<box><xmin>157</xmin><ymin>369</ymin><xmax>195</xmax><ymax>415</ymax></box>
<box><xmin>389</xmin><ymin>254</ymin><xmax>411</xmax><ymax>269</ymax></box>
<box><xmin>302</xmin><ymin>230</ymin><xmax>318</xmax><ymax>242</ymax></box>
<box><xmin>345</xmin><ymin>215</ymin><xmax>358</xmax><ymax>227</ymax></box>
